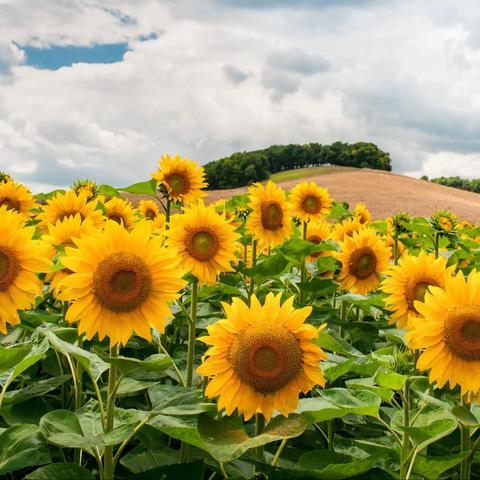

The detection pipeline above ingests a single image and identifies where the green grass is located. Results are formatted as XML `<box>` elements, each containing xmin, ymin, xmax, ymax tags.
<box><xmin>269</xmin><ymin>166</ymin><xmax>357</xmax><ymax>183</ymax></box>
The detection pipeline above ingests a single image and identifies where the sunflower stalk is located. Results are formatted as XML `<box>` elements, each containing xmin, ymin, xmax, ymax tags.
<box><xmin>255</xmin><ymin>413</ymin><xmax>266</xmax><ymax>459</ymax></box>
<box><xmin>299</xmin><ymin>221</ymin><xmax>308</xmax><ymax>303</ymax></box>
<box><xmin>103</xmin><ymin>344</ymin><xmax>119</xmax><ymax>480</ymax></box>
<box><xmin>460</xmin><ymin>398</ymin><xmax>472</xmax><ymax>480</ymax></box>
<box><xmin>248</xmin><ymin>239</ymin><xmax>257</xmax><ymax>305</ymax></box>
<box><xmin>399</xmin><ymin>377</ymin><xmax>412</xmax><ymax>479</ymax></box>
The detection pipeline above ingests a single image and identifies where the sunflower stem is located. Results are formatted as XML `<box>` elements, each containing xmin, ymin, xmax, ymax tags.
<box><xmin>248</xmin><ymin>239</ymin><xmax>257</xmax><ymax>305</ymax></box>
<box><xmin>255</xmin><ymin>413</ymin><xmax>265</xmax><ymax>459</ymax></box>
<box><xmin>300</xmin><ymin>221</ymin><xmax>308</xmax><ymax>303</ymax></box>
<box><xmin>399</xmin><ymin>378</ymin><xmax>412</xmax><ymax>480</ymax></box>
<box><xmin>393</xmin><ymin>237</ymin><xmax>399</xmax><ymax>265</ymax></box>
<box><xmin>433</xmin><ymin>232</ymin><xmax>440</xmax><ymax>259</ymax></box>
<box><xmin>327</xmin><ymin>420</ymin><xmax>334</xmax><ymax>450</ymax></box>
<box><xmin>103</xmin><ymin>344</ymin><xmax>119</xmax><ymax>480</ymax></box>
<box><xmin>165</xmin><ymin>198</ymin><xmax>171</xmax><ymax>226</ymax></box>
<box><xmin>271</xmin><ymin>438</ymin><xmax>288</xmax><ymax>466</ymax></box>
<box><xmin>181</xmin><ymin>278</ymin><xmax>199</xmax><ymax>464</ymax></box>
<box><xmin>460</xmin><ymin>398</ymin><xmax>472</xmax><ymax>480</ymax></box>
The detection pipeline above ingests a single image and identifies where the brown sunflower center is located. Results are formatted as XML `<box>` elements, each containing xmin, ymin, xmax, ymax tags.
<box><xmin>349</xmin><ymin>248</ymin><xmax>377</xmax><ymax>279</ymax></box>
<box><xmin>0</xmin><ymin>197</ymin><xmax>21</xmax><ymax>213</ymax></box>
<box><xmin>444</xmin><ymin>305</ymin><xmax>480</xmax><ymax>361</ymax></box>
<box><xmin>57</xmin><ymin>211</ymin><xmax>84</xmax><ymax>222</ymax></box>
<box><xmin>166</xmin><ymin>173</ymin><xmax>190</xmax><ymax>195</ymax></box>
<box><xmin>302</xmin><ymin>195</ymin><xmax>320</xmax><ymax>214</ymax></box>
<box><xmin>108</xmin><ymin>214</ymin><xmax>124</xmax><ymax>225</ymax></box>
<box><xmin>186</xmin><ymin>229</ymin><xmax>219</xmax><ymax>262</ymax></box>
<box><xmin>145</xmin><ymin>208</ymin><xmax>156</xmax><ymax>220</ymax></box>
<box><xmin>92</xmin><ymin>251</ymin><xmax>152</xmax><ymax>312</ymax></box>
<box><xmin>230</xmin><ymin>325</ymin><xmax>303</xmax><ymax>394</ymax></box>
<box><xmin>261</xmin><ymin>201</ymin><xmax>283</xmax><ymax>231</ymax></box>
<box><xmin>406</xmin><ymin>279</ymin><xmax>436</xmax><ymax>311</ymax></box>
<box><xmin>0</xmin><ymin>247</ymin><xmax>19</xmax><ymax>291</ymax></box>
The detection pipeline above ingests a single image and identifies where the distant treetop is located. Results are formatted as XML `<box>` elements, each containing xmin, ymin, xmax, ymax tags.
<box><xmin>203</xmin><ymin>141</ymin><xmax>392</xmax><ymax>190</ymax></box>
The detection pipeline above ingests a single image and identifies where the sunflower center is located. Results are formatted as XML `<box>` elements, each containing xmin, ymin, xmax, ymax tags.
<box><xmin>0</xmin><ymin>247</ymin><xmax>19</xmax><ymax>291</ymax></box>
<box><xmin>0</xmin><ymin>197</ymin><xmax>21</xmax><ymax>213</ymax></box>
<box><xmin>444</xmin><ymin>305</ymin><xmax>480</xmax><ymax>361</ymax></box>
<box><xmin>230</xmin><ymin>325</ymin><xmax>303</xmax><ymax>394</ymax></box>
<box><xmin>406</xmin><ymin>279</ymin><xmax>436</xmax><ymax>311</ymax></box>
<box><xmin>186</xmin><ymin>229</ymin><xmax>219</xmax><ymax>262</ymax></box>
<box><xmin>261</xmin><ymin>201</ymin><xmax>283</xmax><ymax>231</ymax></box>
<box><xmin>350</xmin><ymin>248</ymin><xmax>377</xmax><ymax>279</ymax></box>
<box><xmin>108</xmin><ymin>214</ymin><xmax>123</xmax><ymax>225</ymax></box>
<box><xmin>145</xmin><ymin>208</ymin><xmax>156</xmax><ymax>220</ymax></box>
<box><xmin>166</xmin><ymin>173</ymin><xmax>190</xmax><ymax>195</ymax></box>
<box><xmin>302</xmin><ymin>195</ymin><xmax>320</xmax><ymax>214</ymax></box>
<box><xmin>440</xmin><ymin>217</ymin><xmax>452</xmax><ymax>231</ymax></box>
<box><xmin>93</xmin><ymin>252</ymin><xmax>152</xmax><ymax>312</ymax></box>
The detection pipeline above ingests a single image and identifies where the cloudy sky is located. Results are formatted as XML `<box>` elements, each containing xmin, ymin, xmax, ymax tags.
<box><xmin>1</xmin><ymin>0</ymin><xmax>480</xmax><ymax>192</ymax></box>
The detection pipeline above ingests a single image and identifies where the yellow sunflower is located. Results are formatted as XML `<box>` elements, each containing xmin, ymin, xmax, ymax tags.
<box><xmin>0</xmin><ymin>206</ymin><xmax>52</xmax><ymax>334</ymax></box>
<box><xmin>43</xmin><ymin>215</ymin><xmax>96</xmax><ymax>297</ymax></box>
<box><xmin>0</xmin><ymin>180</ymin><xmax>36</xmax><ymax>219</ymax></box>
<box><xmin>331</xmin><ymin>217</ymin><xmax>362</xmax><ymax>242</ymax></box>
<box><xmin>167</xmin><ymin>202</ymin><xmax>241</xmax><ymax>284</ymax></box>
<box><xmin>306</xmin><ymin>220</ymin><xmax>331</xmax><ymax>262</ymax></box>
<box><xmin>152</xmin><ymin>154</ymin><xmax>207</xmax><ymax>204</ymax></box>
<box><xmin>431</xmin><ymin>210</ymin><xmax>457</xmax><ymax>234</ymax></box>
<box><xmin>246</xmin><ymin>181</ymin><xmax>292</xmax><ymax>247</ymax></box>
<box><xmin>289</xmin><ymin>182</ymin><xmax>332</xmax><ymax>222</ymax></box>
<box><xmin>354</xmin><ymin>203</ymin><xmax>371</xmax><ymax>225</ymax></box>
<box><xmin>104</xmin><ymin>197</ymin><xmax>136</xmax><ymax>229</ymax></box>
<box><xmin>336</xmin><ymin>228</ymin><xmax>390</xmax><ymax>295</ymax></box>
<box><xmin>137</xmin><ymin>200</ymin><xmax>161</xmax><ymax>220</ymax></box>
<box><xmin>407</xmin><ymin>270</ymin><xmax>480</xmax><ymax>400</ymax></box>
<box><xmin>197</xmin><ymin>293</ymin><xmax>326</xmax><ymax>421</ymax></box>
<box><xmin>58</xmin><ymin>220</ymin><xmax>186</xmax><ymax>346</ymax></box>
<box><xmin>382</xmin><ymin>251</ymin><xmax>453</xmax><ymax>328</ymax></box>
<box><xmin>72</xmin><ymin>179</ymin><xmax>99</xmax><ymax>201</ymax></box>
<box><xmin>37</xmin><ymin>190</ymin><xmax>103</xmax><ymax>231</ymax></box>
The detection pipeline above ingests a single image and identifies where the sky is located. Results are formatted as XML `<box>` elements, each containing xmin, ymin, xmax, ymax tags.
<box><xmin>1</xmin><ymin>0</ymin><xmax>480</xmax><ymax>192</ymax></box>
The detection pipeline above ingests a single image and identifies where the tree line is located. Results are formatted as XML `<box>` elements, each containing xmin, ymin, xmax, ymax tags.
<box><xmin>204</xmin><ymin>142</ymin><xmax>392</xmax><ymax>190</ymax></box>
<box><xmin>424</xmin><ymin>176</ymin><xmax>480</xmax><ymax>194</ymax></box>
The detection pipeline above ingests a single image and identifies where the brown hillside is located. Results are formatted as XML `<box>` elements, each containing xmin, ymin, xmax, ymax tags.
<box><xmin>205</xmin><ymin>169</ymin><xmax>480</xmax><ymax>222</ymax></box>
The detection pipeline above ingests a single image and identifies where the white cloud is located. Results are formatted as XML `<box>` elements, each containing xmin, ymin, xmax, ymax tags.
<box><xmin>0</xmin><ymin>0</ymin><xmax>480</xmax><ymax>192</ymax></box>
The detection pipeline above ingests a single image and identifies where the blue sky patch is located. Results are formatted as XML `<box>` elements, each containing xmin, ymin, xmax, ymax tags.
<box><xmin>22</xmin><ymin>43</ymin><xmax>129</xmax><ymax>70</ymax></box>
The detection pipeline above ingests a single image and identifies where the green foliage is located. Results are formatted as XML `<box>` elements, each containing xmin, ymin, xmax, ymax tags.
<box><xmin>431</xmin><ymin>175</ymin><xmax>480</xmax><ymax>193</ymax></box>
<box><xmin>204</xmin><ymin>141</ymin><xmax>392</xmax><ymax>189</ymax></box>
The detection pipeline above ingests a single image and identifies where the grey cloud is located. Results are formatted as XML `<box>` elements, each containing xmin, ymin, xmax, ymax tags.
<box><xmin>216</xmin><ymin>0</ymin><xmax>375</xmax><ymax>9</ymax></box>
<box><xmin>0</xmin><ymin>41</ymin><xmax>24</xmax><ymax>76</ymax></box>
<box><xmin>223</xmin><ymin>65</ymin><xmax>252</xmax><ymax>84</ymax></box>
<box><xmin>267</xmin><ymin>48</ymin><xmax>330</xmax><ymax>76</ymax></box>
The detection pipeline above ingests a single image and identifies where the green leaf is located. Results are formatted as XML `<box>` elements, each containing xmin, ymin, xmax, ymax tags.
<box><xmin>413</xmin><ymin>453</ymin><xmax>469</xmax><ymax>480</ymax></box>
<box><xmin>120</xmin><ymin>179</ymin><xmax>157</xmax><ymax>196</ymax></box>
<box><xmin>2</xmin><ymin>375</ymin><xmax>70</xmax><ymax>405</ymax></box>
<box><xmin>97</xmin><ymin>184</ymin><xmax>120</xmax><ymax>197</ymax></box>
<box><xmin>298</xmin><ymin>450</ymin><xmax>380</xmax><ymax>479</ymax></box>
<box><xmin>316</xmin><ymin>330</ymin><xmax>363</xmax><ymax>357</ymax></box>
<box><xmin>242</xmin><ymin>252</ymin><xmax>289</xmax><ymax>281</ymax></box>
<box><xmin>149</xmin><ymin>385</ymin><xmax>215</xmax><ymax>416</ymax></box>
<box><xmin>296</xmin><ymin>397</ymin><xmax>347</xmax><ymax>423</ymax></box>
<box><xmin>197</xmin><ymin>413</ymin><xmax>307</xmax><ymax>463</ymax></box>
<box><xmin>117</xmin><ymin>378</ymin><xmax>157</xmax><ymax>397</ymax></box>
<box><xmin>324</xmin><ymin>359</ymin><xmax>354</xmax><ymax>384</ymax></box>
<box><xmin>41</xmin><ymin>329</ymin><xmax>108</xmax><ymax>381</ymax></box>
<box><xmin>0</xmin><ymin>344</ymin><xmax>32</xmax><ymax>375</ymax></box>
<box><xmin>0</xmin><ymin>424</ymin><xmax>50</xmax><ymax>475</ymax></box>
<box><xmin>320</xmin><ymin>388</ymin><xmax>382</xmax><ymax>417</ymax></box>
<box><xmin>452</xmin><ymin>405</ymin><xmax>480</xmax><ymax>427</ymax></box>
<box><xmin>345</xmin><ymin>378</ymin><xmax>394</xmax><ymax>403</ymax></box>
<box><xmin>105</xmin><ymin>353</ymin><xmax>172</xmax><ymax>376</ymax></box>
<box><xmin>25</xmin><ymin>463</ymin><xmax>95</xmax><ymax>480</ymax></box>
<box><xmin>280</xmin><ymin>238</ymin><xmax>325</xmax><ymax>263</ymax></box>
<box><xmin>373</xmin><ymin>367</ymin><xmax>407</xmax><ymax>391</ymax></box>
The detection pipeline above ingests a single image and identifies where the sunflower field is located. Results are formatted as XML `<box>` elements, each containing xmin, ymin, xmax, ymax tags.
<box><xmin>1</xmin><ymin>157</ymin><xmax>480</xmax><ymax>480</ymax></box>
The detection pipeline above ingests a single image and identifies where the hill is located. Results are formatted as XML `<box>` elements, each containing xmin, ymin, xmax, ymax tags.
<box><xmin>205</xmin><ymin>167</ymin><xmax>480</xmax><ymax>222</ymax></box>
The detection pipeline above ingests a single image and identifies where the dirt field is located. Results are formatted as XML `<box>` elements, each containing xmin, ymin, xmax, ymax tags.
<box><xmin>205</xmin><ymin>169</ymin><xmax>480</xmax><ymax>222</ymax></box>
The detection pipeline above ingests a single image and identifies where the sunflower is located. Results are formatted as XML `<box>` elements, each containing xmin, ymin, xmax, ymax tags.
<box><xmin>72</xmin><ymin>179</ymin><xmax>99</xmax><ymax>201</ymax></box>
<box><xmin>104</xmin><ymin>197</ymin><xmax>136</xmax><ymax>229</ymax></box>
<box><xmin>354</xmin><ymin>203</ymin><xmax>371</xmax><ymax>225</ymax></box>
<box><xmin>306</xmin><ymin>220</ymin><xmax>331</xmax><ymax>262</ymax></box>
<box><xmin>407</xmin><ymin>270</ymin><xmax>480</xmax><ymax>400</ymax></box>
<box><xmin>289</xmin><ymin>182</ymin><xmax>332</xmax><ymax>222</ymax></box>
<box><xmin>152</xmin><ymin>154</ymin><xmax>207</xmax><ymax>204</ymax></box>
<box><xmin>43</xmin><ymin>215</ymin><xmax>96</xmax><ymax>297</ymax></box>
<box><xmin>37</xmin><ymin>190</ymin><xmax>103</xmax><ymax>231</ymax></box>
<box><xmin>246</xmin><ymin>181</ymin><xmax>292</xmax><ymax>247</ymax></box>
<box><xmin>382</xmin><ymin>251</ymin><xmax>453</xmax><ymax>328</ymax></box>
<box><xmin>0</xmin><ymin>172</ymin><xmax>12</xmax><ymax>184</ymax></box>
<box><xmin>331</xmin><ymin>217</ymin><xmax>362</xmax><ymax>242</ymax></box>
<box><xmin>138</xmin><ymin>200</ymin><xmax>161</xmax><ymax>220</ymax></box>
<box><xmin>197</xmin><ymin>293</ymin><xmax>326</xmax><ymax>421</ymax></box>
<box><xmin>0</xmin><ymin>206</ymin><xmax>52</xmax><ymax>334</ymax></box>
<box><xmin>336</xmin><ymin>228</ymin><xmax>390</xmax><ymax>295</ymax></box>
<box><xmin>167</xmin><ymin>202</ymin><xmax>241</xmax><ymax>284</ymax></box>
<box><xmin>431</xmin><ymin>210</ymin><xmax>457</xmax><ymax>235</ymax></box>
<box><xmin>0</xmin><ymin>180</ymin><xmax>36</xmax><ymax>219</ymax></box>
<box><xmin>58</xmin><ymin>220</ymin><xmax>186</xmax><ymax>346</ymax></box>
